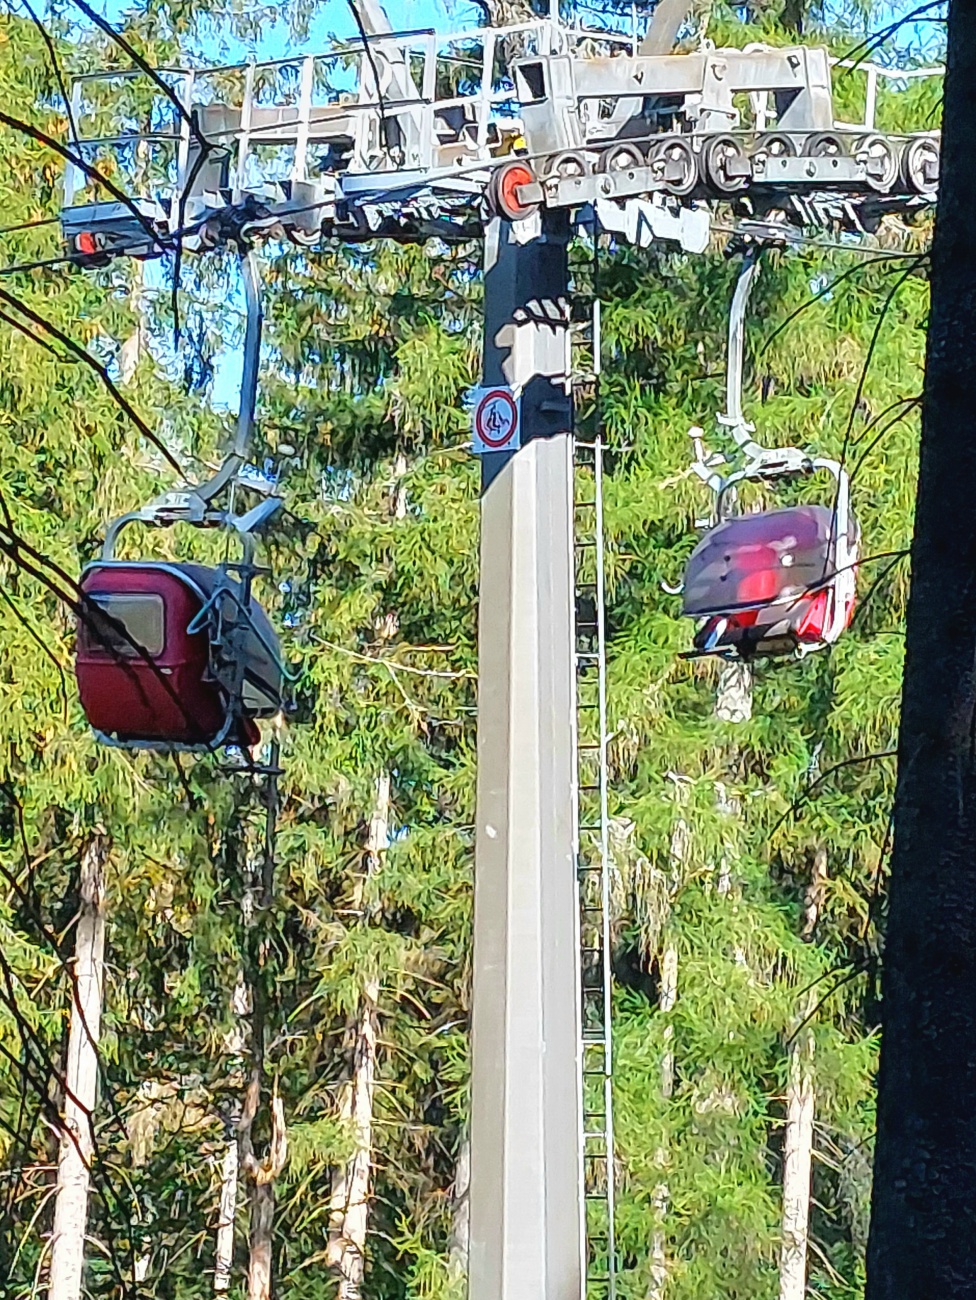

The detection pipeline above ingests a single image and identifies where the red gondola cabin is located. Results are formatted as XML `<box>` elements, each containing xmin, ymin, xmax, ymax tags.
<box><xmin>682</xmin><ymin>504</ymin><xmax>858</xmax><ymax>658</ymax></box>
<box><xmin>76</xmin><ymin>561</ymin><xmax>282</xmax><ymax>748</ymax></box>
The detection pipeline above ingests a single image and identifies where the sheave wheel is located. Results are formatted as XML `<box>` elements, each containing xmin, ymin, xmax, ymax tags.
<box><xmin>649</xmin><ymin>137</ymin><xmax>698</xmax><ymax>197</ymax></box>
<box><xmin>702</xmin><ymin>134</ymin><xmax>751</xmax><ymax>195</ymax></box>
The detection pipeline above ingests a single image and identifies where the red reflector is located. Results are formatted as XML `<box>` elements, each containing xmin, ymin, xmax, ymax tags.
<box><xmin>77</xmin><ymin>231</ymin><xmax>98</xmax><ymax>255</ymax></box>
<box><xmin>496</xmin><ymin>162</ymin><xmax>538</xmax><ymax>221</ymax></box>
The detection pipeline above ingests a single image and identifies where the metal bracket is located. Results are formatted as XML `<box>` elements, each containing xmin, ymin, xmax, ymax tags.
<box><xmin>59</xmin><ymin>21</ymin><xmax>942</xmax><ymax>256</ymax></box>
<box><xmin>99</xmin><ymin>249</ymin><xmax>278</xmax><ymax>559</ymax></box>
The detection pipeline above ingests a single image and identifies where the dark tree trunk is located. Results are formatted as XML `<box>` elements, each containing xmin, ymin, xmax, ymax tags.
<box><xmin>865</xmin><ymin>4</ymin><xmax>976</xmax><ymax>1296</ymax></box>
<box><xmin>781</xmin><ymin>0</ymin><xmax>804</xmax><ymax>35</ymax></box>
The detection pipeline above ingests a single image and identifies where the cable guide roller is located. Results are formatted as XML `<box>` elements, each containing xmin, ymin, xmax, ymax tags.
<box><xmin>75</xmin><ymin>253</ymin><xmax>286</xmax><ymax>750</ymax></box>
<box><xmin>682</xmin><ymin>250</ymin><xmax>859</xmax><ymax>660</ymax></box>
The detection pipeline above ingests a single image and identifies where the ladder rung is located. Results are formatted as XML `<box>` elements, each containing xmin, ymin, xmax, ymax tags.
<box><xmin>575</xmin><ymin>500</ymin><xmax>597</xmax><ymax>508</ymax></box>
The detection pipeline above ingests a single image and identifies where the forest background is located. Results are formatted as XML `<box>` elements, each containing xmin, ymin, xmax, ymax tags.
<box><xmin>0</xmin><ymin>0</ymin><xmax>942</xmax><ymax>1296</ymax></box>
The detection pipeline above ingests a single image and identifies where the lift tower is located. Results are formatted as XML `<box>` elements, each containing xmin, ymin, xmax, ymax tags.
<box><xmin>60</xmin><ymin>8</ymin><xmax>941</xmax><ymax>1296</ymax></box>
<box><xmin>471</xmin><ymin>210</ymin><xmax>582</xmax><ymax>1298</ymax></box>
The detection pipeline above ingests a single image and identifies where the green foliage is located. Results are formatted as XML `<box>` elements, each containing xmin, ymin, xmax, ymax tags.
<box><xmin>0</xmin><ymin>3</ymin><xmax>944</xmax><ymax>1298</ymax></box>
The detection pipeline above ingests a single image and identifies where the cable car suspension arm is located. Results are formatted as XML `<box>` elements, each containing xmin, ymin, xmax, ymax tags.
<box><xmin>101</xmin><ymin>250</ymin><xmax>280</xmax><ymax>551</ymax></box>
<box><xmin>691</xmin><ymin>250</ymin><xmax>821</xmax><ymax>497</ymax></box>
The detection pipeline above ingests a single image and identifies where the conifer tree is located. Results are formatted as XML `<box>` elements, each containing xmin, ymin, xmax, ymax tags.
<box><xmin>0</xmin><ymin>4</ymin><xmax>947</xmax><ymax>1298</ymax></box>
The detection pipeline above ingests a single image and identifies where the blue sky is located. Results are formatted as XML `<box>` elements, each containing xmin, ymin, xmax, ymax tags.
<box><xmin>204</xmin><ymin>0</ymin><xmax>485</xmax><ymax>63</ymax></box>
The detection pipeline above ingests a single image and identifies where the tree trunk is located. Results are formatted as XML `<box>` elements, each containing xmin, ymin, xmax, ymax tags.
<box><xmin>215</xmin><ymin>971</ymin><xmax>249</xmax><ymax>1294</ymax></box>
<box><xmin>779</xmin><ymin>847</ymin><xmax>828</xmax><ymax>1300</ymax></box>
<box><xmin>864</xmin><ymin>5</ymin><xmax>976</xmax><ymax>1296</ymax></box>
<box><xmin>649</xmin><ymin>939</ymin><xmax>678</xmax><ymax>1300</ymax></box>
<box><xmin>240</xmin><ymin>1076</ymin><xmax>287</xmax><ymax>1300</ymax></box>
<box><xmin>327</xmin><ymin>773</ymin><xmax>389</xmax><ymax>1298</ymax></box>
<box><xmin>248</xmin><ymin>1180</ymin><xmax>274</xmax><ymax>1300</ymax></box>
<box><xmin>238</xmin><ymin>764</ymin><xmax>288</xmax><ymax>1300</ymax></box>
<box><xmin>648</xmin><ymin>774</ymin><xmax>690</xmax><ymax>1300</ymax></box>
<box><xmin>326</xmin><ymin>983</ymin><xmax>380</xmax><ymax>1298</ymax></box>
<box><xmin>118</xmin><ymin>256</ymin><xmax>144</xmax><ymax>384</ymax></box>
<box><xmin>448</xmin><ymin>1136</ymin><xmax>471</xmax><ymax>1281</ymax></box>
<box><xmin>715</xmin><ymin>661</ymin><xmax>753</xmax><ymax>725</ymax></box>
<box><xmin>48</xmin><ymin>836</ymin><xmax>108</xmax><ymax>1300</ymax></box>
<box><xmin>214</xmin><ymin>1135</ymin><xmax>239</xmax><ymax>1294</ymax></box>
<box><xmin>779</xmin><ymin>1024</ymin><xmax>815</xmax><ymax>1300</ymax></box>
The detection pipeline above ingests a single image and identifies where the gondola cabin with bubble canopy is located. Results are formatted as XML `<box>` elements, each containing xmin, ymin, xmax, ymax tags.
<box><xmin>681</xmin><ymin>248</ymin><xmax>860</xmax><ymax>662</ymax></box>
<box><xmin>682</xmin><ymin>459</ymin><xmax>858</xmax><ymax>659</ymax></box>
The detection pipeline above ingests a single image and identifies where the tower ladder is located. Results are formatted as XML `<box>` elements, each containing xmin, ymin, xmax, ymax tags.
<box><xmin>574</xmin><ymin>278</ymin><xmax>617</xmax><ymax>1299</ymax></box>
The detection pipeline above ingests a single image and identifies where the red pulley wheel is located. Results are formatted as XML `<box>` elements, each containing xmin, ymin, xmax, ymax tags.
<box><xmin>489</xmin><ymin>161</ymin><xmax>540</xmax><ymax>222</ymax></box>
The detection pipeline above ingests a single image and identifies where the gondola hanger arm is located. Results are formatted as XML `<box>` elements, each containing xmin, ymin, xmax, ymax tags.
<box><xmin>718</xmin><ymin>248</ymin><xmax>765</xmax><ymax>459</ymax></box>
<box><xmin>100</xmin><ymin>250</ymin><xmax>280</xmax><ymax>555</ymax></box>
<box><xmin>194</xmin><ymin>249</ymin><xmax>263</xmax><ymax>506</ymax></box>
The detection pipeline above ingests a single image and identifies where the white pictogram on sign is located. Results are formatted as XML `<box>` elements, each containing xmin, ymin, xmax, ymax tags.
<box><xmin>471</xmin><ymin>386</ymin><xmax>521</xmax><ymax>454</ymax></box>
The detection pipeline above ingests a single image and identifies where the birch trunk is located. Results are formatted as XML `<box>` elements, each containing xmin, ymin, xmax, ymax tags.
<box><xmin>326</xmin><ymin>467</ymin><xmax>401</xmax><ymax>1294</ymax></box>
<box><xmin>215</xmin><ymin>972</ymin><xmax>248</xmax><ymax>1295</ymax></box>
<box><xmin>240</xmin><ymin>1077</ymin><xmax>287</xmax><ymax>1300</ymax></box>
<box><xmin>118</xmin><ymin>256</ymin><xmax>145</xmax><ymax>384</ymax></box>
<box><xmin>649</xmin><ymin>939</ymin><xmax>679</xmax><ymax>1300</ymax></box>
<box><xmin>326</xmin><ymin>772</ymin><xmax>389</xmax><ymax>1298</ymax></box>
<box><xmin>214</xmin><ymin>1136</ymin><xmax>239</xmax><ymax>1294</ymax></box>
<box><xmin>778</xmin><ymin>847</ymin><xmax>828</xmax><ymax>1300</ymax></box>
<box><xmin>326</xmin><ymin>984</ymin><xmax>379</xmax><ymax>1297</ymax></box>
<box><xmin>48</xmin><ymin>836</ymin><xmax>108</xmax><ymax>1300</ymax></box>
<box><xmin>448</xmin><ymin>1136</ymin><xmax>471</xmax><ymax>1282</ymax></box>
<box><xmin>779</xmin><ymin>1024</ymin><xmax>815</xmax><ymax>1300</ymax></box>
